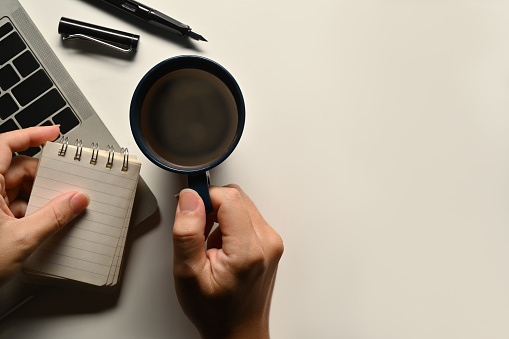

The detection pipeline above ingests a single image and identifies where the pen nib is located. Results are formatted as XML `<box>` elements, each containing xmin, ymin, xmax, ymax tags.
<box><xmin>189</xmin><ymin>31</ymin><xmax>208</xmax><ymax>42</ymax></box>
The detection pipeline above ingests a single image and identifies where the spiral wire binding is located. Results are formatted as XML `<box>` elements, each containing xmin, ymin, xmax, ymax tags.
<box><xmin>74</xmin><ymin>139</ymin><xmax>83</xmax><ymax>161</ymax></box>
<box><xmin>106</xmin><ymin>145</ymin><xmax>114</xmax><ymax>169</ymax></box>
<box><xmin>58</xmin><ymin>136</ymin><xmax>69</xmax><ymax>156</ymax></box>
<box><xmin>56</xmin><ymin>140</ymin><xmax>129</xmax><ymax>171</ymax></box>
<box><xmin>121</xmin><ymin>148</ymin><xmax>129</xmax><ymax>172</ymax></box>
<box><xmin>90</xmin><ymin>142</ymin><xmax>99</xmax><ymax>165</ymax></box>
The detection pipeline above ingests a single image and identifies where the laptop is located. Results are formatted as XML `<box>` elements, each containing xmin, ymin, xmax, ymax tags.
<box><xmin>0</xmin><ymin>0</ymin><xmax>156</xmax><ymax>219</ymax></box>
<box><xmin>1</xmin><ymin>0</ymin><xmax>126</xmax><ymax>152</ymax></box>
<box><xmin>0</xmin><ymin>0</ymin><xmax>157</xmax><ymax>318</ymax></box>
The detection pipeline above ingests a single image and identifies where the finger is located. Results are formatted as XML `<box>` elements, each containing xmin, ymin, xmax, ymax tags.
<box><xmin>176</xmin><ymin>192</ymin><xmax>214</xmax><ymax>238</ymax></box>
<box><xmin>223</xmin><ymin>184</ymin><xmax>268</xmax><ymax>231</ymax></box>
<box><xmin>5</xmin><ymin>156</ymin><xmax>38</xmax><ymax>203</ymax></box>
<box><xmin>0</xmin><ymin>126</ymin><xmax>60</xmax><ymax>173</ymax></box>
<box><xmin>9</xmin><ymin>199</ymin><xmax>28</xmax><ymax>218</ymax></box>
<box><xmin>173</xmin><ymin>189</ymin><xmax>208</xmax><ymax>276</ymax></box>
<box><xmin>208</xmin><ymin>186</ymin><xmax>259</xmax><ymax>257</ymax></box>
<box><xmin>0</xmin><ymin>197</ymin><xmax>14</xmax><ymax>218</ymax></box>
<box><xmin>223</xmin><ymin>184</ymin><xmax>284</xmax><ymax>261</ymax></box>
<box><xmin>0</xmin><ymin>175</ymin><xmax>13</xmax><ymax>217</ymax></box>
<box><xmin>0</xmin><ymin>173</ymin><xmax>6</xmax><ymax>199</ymax></box>
<box><xmin>17</xmin><ymin>191</ymin><xmax>89</xmax><ymax>247</ymax></box>
<box><xmin>4</xmin><ymin>156</ymin><xmax>38</xmax><ymax>190</ymax></box>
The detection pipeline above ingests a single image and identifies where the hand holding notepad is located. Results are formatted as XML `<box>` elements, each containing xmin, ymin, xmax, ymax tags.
<box><xmin>23</xmin><ymin>139</ymin><xmax>141</xmax><ymax>287</ymax></box>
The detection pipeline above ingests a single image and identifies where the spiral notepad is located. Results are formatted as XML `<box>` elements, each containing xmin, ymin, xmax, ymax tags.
<box><xmin>23</xmin><ymin>139</ymin><xmax>141</xmax><ymax>287</ymax></box>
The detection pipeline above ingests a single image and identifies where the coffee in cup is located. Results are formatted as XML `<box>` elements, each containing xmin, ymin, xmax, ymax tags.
<box><xmin>130</xmin><ymin>55</ymin><xmax>245</xmax><ymax>212</ymax></box>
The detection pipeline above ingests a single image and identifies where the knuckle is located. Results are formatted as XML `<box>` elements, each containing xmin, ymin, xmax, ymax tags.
<box><xmin>172</xmin><ymin>219</ymin><xmax>201</xmax><ymax>239</ymax></box>
<box><xmin>172</xmin><ymin>222</ymin><xmax>189</xmax><ymax>238</ymax></box>
<box><xmin>229</xmin><ymin>242</ymin><xmax>266</xmax><ymax>279</ymax></box>
<box><xmin>250</xmin><ymin>245</ymin><xmax>266</xmax><ymax>267</ymax></box>
<box><xmin>225</xmin><ymin>183</ymin><xmax>241</xmax><ymax>190</ymax></box>
<box><xmin>223</xmin><ymin>187</ymin><xmax>243</xmax><ymax>204</ymax></box>
<box><xmin>11</xmin><ymin>154</ymin><xmax>29</xmax><ymax>164</ymax></box>
<box><xmin>50</xmin><ymin>204</ymin><xmax>69</xmax><ymax>231</ymax></box>
<box><xmin>242</xmin><ymin>242</ymin><xmax>266</xmax><ymax>274</ymax></box>
<box><xmin>271</xmin><ymin>233</ymin><xmax>285</xmax><ymax>259</ymax></box>
<box><xmin>261</xmin><ymin>222</ymin><xmax>285</xmax><ymax>260</ymax></box>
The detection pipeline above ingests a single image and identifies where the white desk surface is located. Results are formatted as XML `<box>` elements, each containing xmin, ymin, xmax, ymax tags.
<box><xmin>3</xmin><ymin>0</ymin><xmax>509</xmax><ymax>338</ymax></box>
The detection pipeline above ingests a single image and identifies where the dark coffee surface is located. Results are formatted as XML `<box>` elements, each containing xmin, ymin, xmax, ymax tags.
<box><xmin>141</xmin><ymin>69</ymin><xmax>238</xmax><ymax>169</ymax></box>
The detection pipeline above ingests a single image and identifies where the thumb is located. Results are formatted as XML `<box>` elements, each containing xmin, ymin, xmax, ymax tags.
<box><xmin>21</xmin><ymin>191</ymin><xmax>90</xmax><ymax>246</ymax></box>
<box><xmin>173</xmin><ymin>189</ymin><xmax>207</xmax><ymax>276</ymax></box>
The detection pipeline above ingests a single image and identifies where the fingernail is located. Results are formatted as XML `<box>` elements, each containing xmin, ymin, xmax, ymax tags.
<box><xmin>70</xmin><ymin>192</ymin><xmax>90</xmax><ymax>214</ymax></box>
<box><xmin>178</xmin><ymin>188</ymin><xmax>200</xmax><ymax>213</ymax></box>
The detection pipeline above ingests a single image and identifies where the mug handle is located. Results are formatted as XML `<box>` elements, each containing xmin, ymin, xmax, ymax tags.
<box><xmin>187</xmin><ymin>172</ymin><xmax>212</xmax><ymax>213</ymax></box>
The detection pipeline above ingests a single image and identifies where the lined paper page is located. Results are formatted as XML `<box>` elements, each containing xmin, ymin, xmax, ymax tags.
<box><xmin>23</xmin><ymin>141</ymin><xmax>140</xmax><ymax>286</ymax></box>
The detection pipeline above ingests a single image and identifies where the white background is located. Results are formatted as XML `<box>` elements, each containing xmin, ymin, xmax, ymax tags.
<box><xmin>3</xmin><ymin>0</ymin><xmax>509</xmax><ymax>337</ymax></box>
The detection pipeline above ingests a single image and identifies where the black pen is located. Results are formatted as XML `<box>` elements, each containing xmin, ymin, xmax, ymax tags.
<box><xmin>98</xmin><ymin>0</ymin><xmax>207</xmax><ymax>42</ymax></box>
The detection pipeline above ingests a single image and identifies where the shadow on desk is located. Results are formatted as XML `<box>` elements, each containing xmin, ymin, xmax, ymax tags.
<box><xmin>0</xmin><ymin>207</ymin><xmax>161</xmax><ymax>324</ymax></box>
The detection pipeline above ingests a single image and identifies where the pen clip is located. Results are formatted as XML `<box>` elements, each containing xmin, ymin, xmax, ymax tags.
<box><xmin>58</xmin><ymin>17</ymin><xmax>139</xmax><ymax>54</ymax></box>
<box><xmin>62</xmin><ymin>33</ymin><xmax>133</xmax><ymax>54</ymax></box>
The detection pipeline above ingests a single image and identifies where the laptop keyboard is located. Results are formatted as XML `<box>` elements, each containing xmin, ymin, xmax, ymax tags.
<box><xmin>0</xmin><ymin>18</ymin><xmax>80</xmax><ymax>156</ymax></box>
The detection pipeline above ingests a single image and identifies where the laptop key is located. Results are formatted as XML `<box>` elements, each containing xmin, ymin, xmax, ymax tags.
<box><xmin>13</xmin><ymin>51</ymin><xmax>40</xmax><ymax>77</ymax></box>
<box><xmin>11</xmin><ymin>69</ymin><xmax>52</xmax><ymax>106</ymax></box>
<box><xmin>17</xmin><ymin>146</ymin><xmax>41</xmax><ymax>157</ymax></box>
<box><xmin>0</xmin><ymin>119</ymin><xmax>18</xmax><ymax>134</ymax></box>
<box><xmin>0</xmin><ymin>32</ymin><xmax>26</xmax><ymax>65</ymax></box>
<box><xmin>0</xmin><ymin>93</ymin><xmax>18</xmax><ymax>119</ymax></box>
<box><xmin>52</xmin><ymin>107</ymin><xmax>80</xmax><ymax>134</ymax></box>
<box><xmin>0</xmin><ymin>22</ymin><xmax>13</xmax><ymax>38</ymax></box>
<box><xmin>0</xmin><ymin>64</ymin><xmax>20</xmax><ymax>90</ymax></box>
<box><xmin>15</xmin><ymin>89</ymin><xmax>66</xmax><ymax>128</ymax></box>
<box><xmin>40</xmin><ymin>120</ymin><xmax>53</xmax><ymax>126</ymax></box>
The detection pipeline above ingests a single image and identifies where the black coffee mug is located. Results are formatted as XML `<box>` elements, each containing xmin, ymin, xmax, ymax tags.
<box><xmin>130</xmin><ymin>55</ymin><xmax>245</xmax><ymax>212</ymax></box>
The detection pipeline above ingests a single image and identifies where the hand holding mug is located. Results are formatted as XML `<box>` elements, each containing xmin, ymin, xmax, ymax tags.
<box><xmin>173</xmin><ymin>185</ymin><xmax>284</xmax><ymax>339</ymax></box>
